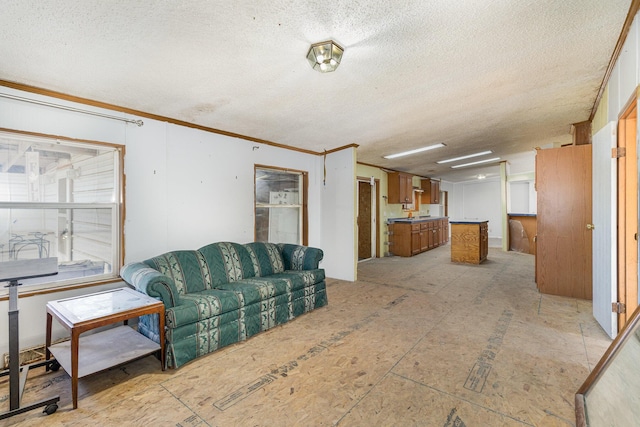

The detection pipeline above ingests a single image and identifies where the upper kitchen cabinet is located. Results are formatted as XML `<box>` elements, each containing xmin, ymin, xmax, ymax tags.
<box><xmin>421</xmin><ymin>178</ymin><xmax>440</xmax><ymax>204</ymax></box>
<box><xmin>388</xmin><ymin>172</ymin><xmax>413</xmax><ymax>204</ymax></box>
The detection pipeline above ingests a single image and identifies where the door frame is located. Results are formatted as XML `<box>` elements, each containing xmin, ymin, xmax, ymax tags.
<box><xmin>356</xmin><ymin>177</ymin><xmax>380</xmax><ymax>260</ymax></box>
<box><xmin>617</xmin><ymin>95</ymin><xmax>638</xmax><ymax>331</ymax></box>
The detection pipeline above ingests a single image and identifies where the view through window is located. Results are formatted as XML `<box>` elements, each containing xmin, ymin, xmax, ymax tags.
<box><xmin>255</xmin><ymin>166</ymin><xmax>307</xmax><ymax>245</ymax></box>
<box><xmin>0</xmin><ymin>130</ymin><xmax>123</xmax><ymax>292</ymax></box>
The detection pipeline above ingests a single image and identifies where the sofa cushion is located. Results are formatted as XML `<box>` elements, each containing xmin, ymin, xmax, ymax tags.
<box><xmin>244</xmin><ymin>242</ymin><xmax>284</xmax><ymax>277</ymax></box>
<box><xmin>198</xmin><ymin>242</ymin><xmax>256</xmax><ymax>286</ymax></box>
<box><xmin>166</xmin><ymin>289</ymin><xmax>242</xmax><ymax>328</ymax></box>
<box><xmin>269</xmin><ymin>269</ymin><xmax>326</xmax><ymax>288</ymax></box>
<box><xmin>215</xmin><ymin>276</ymin><xmax>292</xmax><ymax>305</ymax></box>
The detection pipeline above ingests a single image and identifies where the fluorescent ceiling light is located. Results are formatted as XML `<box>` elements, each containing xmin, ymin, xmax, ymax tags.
<box><xmin>451</xmin><ymin>157</ymin><xmax>501</xmax><ymax>169</ymax></box>
<box><xmin>436</xmin><ymin>150</ymin><xmax>493</xmax><ymax>164</ymax></box>
<box><xmin>383</xmin><ymin>143</ymin><xmax>445</xmax><ymax>159</ymax></box>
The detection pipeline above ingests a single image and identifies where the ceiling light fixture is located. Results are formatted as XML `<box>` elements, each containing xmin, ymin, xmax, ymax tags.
<box><xmin>436</xmin><ymin>150</ymin><xmax>493</xmax><ymax>164</ymax></box>
<box><xmin>383</xmin><ymin>143</ymin><xmax>446</xmax><ymax>159</ymax></box>
<box><xmin>450</xmin><ymin>157</ymin><xmax>501</xmax><ymax>169</ymax></box>
<box><xmin>307</xmin><ymin>40</ymin><xmax>344</xmax><ymax>73</ymax></box>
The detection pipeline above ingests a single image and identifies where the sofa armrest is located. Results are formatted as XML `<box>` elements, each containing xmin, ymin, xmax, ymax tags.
<box><xmin>278</xmin><ymin>244</ymin><xmax>324</xmax><ymax>270</ymax></box>
<box><xmin>120</xmin><ymin>262</ymin><xmax>181</xmax><ymax>308</ymax></box>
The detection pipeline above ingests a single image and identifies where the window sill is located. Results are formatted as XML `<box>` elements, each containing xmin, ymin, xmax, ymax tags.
<box><xmin>0</xmin><ymin>276</ymin><xmax>124</xmax><ymax>301</ymax></box>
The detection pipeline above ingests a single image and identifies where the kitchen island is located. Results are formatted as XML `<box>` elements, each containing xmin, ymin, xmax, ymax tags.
<box><xmin>450</xmin><ymin>220</ymin><xmax>488</xmax><ymax>264</ymax></box>
<box><xmin>387</xmin><ymin>216</ymin><xmax>449</xmax><ymax>257</ymax></box>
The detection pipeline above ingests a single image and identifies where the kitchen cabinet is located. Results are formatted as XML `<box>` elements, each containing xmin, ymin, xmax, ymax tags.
<box><xmin>388</xmin><ymin>172</ymin><xmax>413</xmax><ymax>204</ymax></box>
<box><xmin>420</xmin><ymin>222</ymin><xmax>429</xmax><ymax>252</ymax></box>
<box><xmin>411</xmin><ymin>224</ymin><xmax>421</xmax><ymax>255</ymax></box>
<box><xmin>421</xmin><ymin>179</ymin><xmax>440</xmax><ymax>204</ymax></box>
<box><xmin>442</xmin><ymin>219</ymin><xmax>449</xmax><ymax>245</ymax></box>
<box><xmin>431</xmin><ymin>180</ymin><xmax>440</xmax><ymax>204</ymax></box>
<box><xmin>428</xmin><ymin>221</ymin><xmax>436</xmax><ymax>249</ymax></box>
<box><xmin>388</xmin><ymin>217</ymin><xmax>449</xmax><ymax>257</ymax></box>
<box><xmin>450</xmin><ymin>221</ymin><xmax>488</xmax><ymax>264</ymax></box>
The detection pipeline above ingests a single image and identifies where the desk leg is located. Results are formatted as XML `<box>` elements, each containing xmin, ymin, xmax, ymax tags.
<box><xmin>45</xmin><ymin>313</ymin><xmax>52</xmax><ymax>369</ymax></box>
<box><xmin>71</xmin><ymin>330</ymin><xmax>80</xmax><ymax>409</ymax></box>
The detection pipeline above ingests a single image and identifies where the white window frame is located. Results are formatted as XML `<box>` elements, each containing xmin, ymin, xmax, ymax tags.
<box><xmin>0</xmin><ymin>129</ymin><xmax>124</xmax><ymax>295</ymax></box>
<box><xmin>254</xmin><ymin>165</ymin><xmax>307</xmax><ymax>245</ymax></box>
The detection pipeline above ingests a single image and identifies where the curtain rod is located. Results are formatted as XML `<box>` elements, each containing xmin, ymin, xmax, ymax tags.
<box><xmin>0</xmin><ymin>92</ymin><xmax>143</xmax><ymax>127</ymax></box>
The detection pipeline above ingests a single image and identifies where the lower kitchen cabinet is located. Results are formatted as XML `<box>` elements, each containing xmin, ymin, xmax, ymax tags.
<box><xmin>388</xmin><ymin>217</ymin><xmax>449</xmax><ymax>257</ymax></box>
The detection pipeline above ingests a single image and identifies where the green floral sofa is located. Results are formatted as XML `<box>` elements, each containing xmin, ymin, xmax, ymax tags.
<box><xmin>120</xmin><ymin>241</ymin><xmax>327</xmax><ymax>368</ymax></box>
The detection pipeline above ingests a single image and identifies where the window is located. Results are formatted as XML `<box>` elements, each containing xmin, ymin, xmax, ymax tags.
<box><xmin>254</xmin><ymin>166</ymin><xmax>307</xmax><ymax>245</ymax></box>
<box><xmin>0</xmin><ymin>129</ymin><xmax>123</xmax><ymax>293</ymax></box>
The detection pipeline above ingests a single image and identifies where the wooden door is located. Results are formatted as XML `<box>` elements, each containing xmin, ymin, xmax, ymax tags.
<box><xmin>357</xmin><ymin>181</ymin><xmax>372</xmax><ymax>260</ymax></box>
<box><xmin>536</xmin><ymin>145</ymin><xmax>593</xmax><ymax>299</ymax></box>
<box><xmin>617</xmin><ymin>100</ymin><xmax>638</xmax><ymax>330</ymax></box>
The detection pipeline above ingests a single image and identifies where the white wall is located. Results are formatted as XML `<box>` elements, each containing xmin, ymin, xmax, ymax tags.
<box><xmin>508</xmin><ymin>181</ymin><xmax>537</xmax><ymax>214</ymax></box>
<box><xmin>449</xmin><ymin>178</ymin><xmax>503</xmax><ymax>239</ymax></box>
<box><xmin>123</xmin><ymin>120</ymin><xmax>326</xmax><ymax>261</ymax></box>
<box><xmin>600</xmin><ymin>11</ymin><xmax>640</xmax><ymax>306</ymax></box>
<box><xmin>321</xmin><ymin>148</ymin><xmax>357</xmax><ymax>281</ymax></box>
<box><xmin>0</xmin><ymin>86</ymin><xmax>351</xmax><ymax>356</ymax></box>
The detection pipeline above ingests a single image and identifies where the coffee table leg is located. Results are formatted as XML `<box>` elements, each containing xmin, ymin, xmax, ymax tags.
<box><xmin>71</xmin><ymin>330</ymin><xmax>80</xmax><ymax>409</ymax></box>
<box><xmin>45</xmin><ymin>312</ymin><xmax>52</xmax><ymax>368</ymax></box>
<box><xmin>158</xmin><ymin>309</ymin><xmax>165</xmax><ymax>370</ymax></box>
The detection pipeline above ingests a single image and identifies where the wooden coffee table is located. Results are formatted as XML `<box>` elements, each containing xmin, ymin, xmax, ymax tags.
<box><xmin>45</xmin><ymin>287</ymin><xmax>165</xmax><ymax>409</ymax></box>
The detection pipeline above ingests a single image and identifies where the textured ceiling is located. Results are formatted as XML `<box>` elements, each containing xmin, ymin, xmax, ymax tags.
<box><xmin>0</xmin><ymin>1</ymin><xmax>632</xmax><ymax>181</ymax></box>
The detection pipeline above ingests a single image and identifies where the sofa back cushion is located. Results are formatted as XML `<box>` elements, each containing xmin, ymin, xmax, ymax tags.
<box><xmin>144</xmin><ymin>250</ymin><xmax>211</xmax><ymax>295</ymax></box>
<box><xmin>244</xmin><ymin>242</ymin><xmax>285</xmax><ymax>277</ymax></box>
<box><xmin>198</xmin><ymin>242</ymin><xmax>255</xmax><ymax>286</ymax></box>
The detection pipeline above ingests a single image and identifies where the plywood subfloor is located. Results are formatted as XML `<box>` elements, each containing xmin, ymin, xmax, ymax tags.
<box><xmin>0</xmin><ymin>245</ymin><xmax>611</xmax><ymax>426</ymax></box>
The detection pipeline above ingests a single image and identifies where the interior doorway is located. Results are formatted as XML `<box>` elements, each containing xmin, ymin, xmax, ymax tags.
<box><xmin>617</xmin><ymin>98</ymin><xmax>638</xmax><ymax>331</ymax></box>
<box><xmin>357</xmin><ymin>178</ymin><xmax>379</xmax><ymax>261</ymax></box>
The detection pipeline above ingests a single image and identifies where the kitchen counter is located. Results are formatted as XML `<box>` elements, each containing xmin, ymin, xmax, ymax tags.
<box><xmin>449</xmin><ymin>219</ymin><xmax>488</xmax><ymax>224</ymax></box>
<box><xmin>387</xmin><ymin>216</ymin><xmax>447</xmax><ymax>224</ymax></box>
